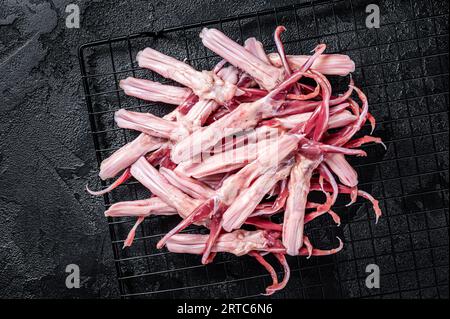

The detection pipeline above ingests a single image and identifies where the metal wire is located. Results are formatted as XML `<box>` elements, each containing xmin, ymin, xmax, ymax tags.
<box><xmin>78</xmin><ymin>0</ymin><xmax>449</xmax><ymax>299</ymax></box>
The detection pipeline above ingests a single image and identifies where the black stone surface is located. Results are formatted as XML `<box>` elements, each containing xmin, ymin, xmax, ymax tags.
<box><xmin>1</xmin><ymin>0</ymin><xmax>448</xmax><ymax>299</ymax></box>
<box><xmin>0</xmin><ymin>0</ymin><xmax>300</xmax><ymax>299</ymax></box>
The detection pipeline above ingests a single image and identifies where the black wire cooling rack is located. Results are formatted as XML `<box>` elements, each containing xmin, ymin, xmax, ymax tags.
<box><xmin>78</xmin><ymin>0</ymin><xmax>449</xmax><ymax>298</ymax></box>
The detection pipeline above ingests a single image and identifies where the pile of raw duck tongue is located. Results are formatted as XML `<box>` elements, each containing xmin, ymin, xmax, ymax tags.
<box><xmin>88</xmin><ymin>26</ymin><xmax>383</xmax><ymax>295</ymax></box>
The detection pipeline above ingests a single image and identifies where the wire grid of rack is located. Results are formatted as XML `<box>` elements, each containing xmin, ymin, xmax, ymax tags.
<box><xmin>78</xmin><ymin>0</ymin><xmax>449</xmax><ymax>298</ymax></box>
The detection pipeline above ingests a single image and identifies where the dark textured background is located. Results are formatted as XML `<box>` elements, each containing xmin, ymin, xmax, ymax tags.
<box><xmin>1</xmin><ymin>0</ymin><xmax>448</xmax><ymax>299</ymax></box>
<box><xmin>0</xmin><ymin>0</ymin><xmax>302</xmax><ymax>299</ymax></box>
